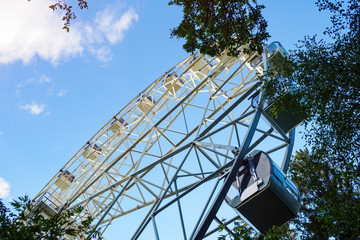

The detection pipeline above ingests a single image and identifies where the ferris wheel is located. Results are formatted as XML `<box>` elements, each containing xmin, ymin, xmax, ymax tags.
<box><xmin>33</xmin><ymin>41</ymin><xmax>303</xmax><ymax>239</ymax></box>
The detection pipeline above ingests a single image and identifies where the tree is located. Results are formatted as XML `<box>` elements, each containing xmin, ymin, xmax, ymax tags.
<box><xmin>218</xmin><ymin>220</ymin><xmax>295</xmax><ymax>240</ymax></box>
<box><xmin>50</xmin><ymin>0</ymin><xmax>88</xmax><ymax>32</ymax></box>
<box><xmin>269</xmin><ymin>0</ymin><xmax>360</xmax><ymax>161</ymax></box>
<box><xmin>0</xmin><ymin>195</ymin><xmax>101</xmax><ymax>239</ymax></box>
<box><xmin>289</xmin><ymin>149</ymin><xmax>360</xmax><ymax>239</ymax></box>
<box><xmin>168</xmin><ymin>0</ymin><xmax>269</xmax><ymax>56</ymax></box>
<box><xmin>27</xmin><ymin>0</ymin><xmax>89</xmax><ymax>32</ymax></box>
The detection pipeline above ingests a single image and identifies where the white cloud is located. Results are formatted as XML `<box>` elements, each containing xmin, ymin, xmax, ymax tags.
<box><xmin>47</xmin><ymin>86</ymin><xmax>55</xmax><ymax>96</ymax></box>
<box><xmin>0</xmin><ymin>131</ymin><xmax>3</xmax><ymax>136</ymax></box>
<box><xmin>95</xmin><ymin>6</ymin><xmax>139</xmax><ymax>45</ymax></box>
<box><xmin>16</xmin><ymin>74</ymin><xmax>52</xmax><ymax>98</ymax></box>
<box><xmin>0</xmin><ymin>0</ymin><xmax>83</xmax><ymax>65</ymax></box>
<box><xmin>0</xmin><ymin>0</ymin><xmax>139</xmax><ymax>64</ymax></box>
<box><xmin>89</xmin><ymin>46</ymin><xmax>112</xmax><ymax>62</ymax></box>
<box><xmin>0</xmin><ymin>177</ymin><xmax>10</xmax><ymax>199</ymax></box>
<box><xmin>39</xmin><ymin>74</ymin><xmax>51</xmax><ymax>83</ymax></box>
<box><xmin>21</xmin><ymin>102</ymin><xmax>46</xmax><ymax>115</ymax></box>
<box><xmin>26</xmin><ymin>78</ymin><xmax>36</xmax><ymax>84</ymax></box>
<box><xmin>57</xmin><ymin>89</ymin><xmax>67</xmax><ymax>97</ymax></box>
<box><xmin>26</xmin><ymin>75</ymin><xmax>51</xmax><ymax>84</ymax></box>
<box><xmin>84</xmin><ymin>3</ymin><xmax>139</xmax><ymax>62</ymax></box>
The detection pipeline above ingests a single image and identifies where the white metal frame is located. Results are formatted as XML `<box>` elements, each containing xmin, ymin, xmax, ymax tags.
<box><xmin>34</xmin><ymin>43</ymin><xmax>296</xmax><ymax>239</ymax></box>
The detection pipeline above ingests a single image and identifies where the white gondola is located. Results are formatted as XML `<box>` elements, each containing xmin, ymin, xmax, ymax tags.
<box><xmin>247</xmin><ymin>54</ymin><xmax>263</xmax><ymax>73</ymax></box>
<box><xmin>54</xmin><ymin>170</ymin><xmax>75</xmax><ymax>191</ymax></box>
<box><xmin>137</xmin><ymin>95</ymin><xmax>156</xmax><ymax>114</ymax></box>
<box><xmin>109</xmin><ymin>117</ymin><xmax>128</xmax><ymax>137</ymax></box>
<box><xmin>32</xmin><ymin>192</ymin><xmax>61</xmax><ymax>218</ymax></box>
<box><xmin>215</xmin><ymin>51</ymin><xmax>238</xmax><ymax>70</ymax></box>
<box><xmin>82</xmin><ymin>142</ymin><xmax>102</xmax><ymax>160</ymax></box>
<box><xmin>242</xmin><ymin>42</ymin><xmax>289</xmax><ymax>74</ymax></box>
<box><xmin>162</xmin><ymin>71</ymin><xmax>184</xmax><ymax>95</ymax></box>
<box><xmin>189</xmin><ymin>56</ymin><xmax>213</xmax><ymax>79</ymax></box>
<box><xmin>36</xmin><ymin>201</ymin><xmax>57</xmax><ymax>218</ymax></box>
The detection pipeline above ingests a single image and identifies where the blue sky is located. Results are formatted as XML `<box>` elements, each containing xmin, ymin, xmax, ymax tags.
<box><xmin>0</xmin><ymin>0</ymin><xmax>332</xmax><ymax>238</ymax></box>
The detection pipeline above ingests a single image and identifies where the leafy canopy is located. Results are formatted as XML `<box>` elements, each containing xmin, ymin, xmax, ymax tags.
<box><xmin>169</xmin><ymin>0</ymin><xmax>269</xmax><ymax>56</ymax></box>
<box><xmin>0</xmin><ymin>195</ymin><xmax>101</xmax><ymax>240</ymax></box>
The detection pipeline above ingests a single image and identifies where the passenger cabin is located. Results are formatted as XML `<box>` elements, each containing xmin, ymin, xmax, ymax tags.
<box><xmin>250</xmin><ymin>91</ymin><xmax>305</xmax><ymax>134</ymax></box>
<box><xmin>215</xmin><ymin>51</ymin><xmax>238</xmax><ymax>70</ymax></box>
<box><xmin>246</xmin><ymin>54</ymin><xmax>263</xmax><ymax>73</ymax></box>
<box><xmin>243</xmin><ymin>42</ymin><xmax>289</xmax><ymax>74</ymax></box>
<box><xmin>82</xmin><ymin>142</ymin><xmax>102</xmax><ymax>160</ymax></box>
<box><xmin>137</xmin><ymin>95</ymin><xmax>156</xmax><ymax>114</ymax></box>
<box><xmin>224</xmin><ymin>151</ymin><xmax>300</xmax><ymax>233</ymax></box>
<box><xmin>54</xmin><ymin>170</ymin><xmax>75</xmax><ymax>191</ymax></box>
<box><xmin>32</xmin><ymin>192</ymin><xmax>61</xmax><ymax>219</ymax></box>
<box><xmin>162</xmin><ymin>71</ymin><xmax>184</xmax><ymax>95</ymax></box>
<box><xmin>189</xmin><ymin>56</ymin><xmax>213</xmax><ymax>79</ymax></box>
<box><xmin>36</xmin><ymin>201</ymin><xmax>58</xmax><ymax>218</ymax></box>
<box><xmin>109</xmin><ymin>117</ymin><xmax>128</xmax><ymax>136</ymax></box>
<box><xmin>266</xmin><ymin>42</ymin><xmax>289</xmax><ymax>74</ymax></box>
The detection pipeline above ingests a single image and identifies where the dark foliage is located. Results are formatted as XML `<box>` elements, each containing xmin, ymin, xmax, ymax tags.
<box><xmin>269</xmin><ymin>0</ymin><xmax>360</xmax><ymax>162</ymax></box>
<box><xmin>0</xmin><ymin>196</ymin><xmax>101</xmax><ymax>240</ymax></box>
<box><xmin>169</xmin><ymin>0</ymin><xmax>270</xmax><ymax>56</ymax></box>
<box><xmin>289</xmin><ymin>149</ymin><xmax>360</xmax><ymax>239</ymax></box>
